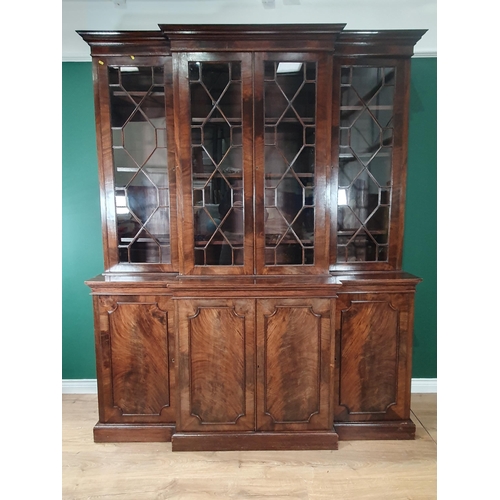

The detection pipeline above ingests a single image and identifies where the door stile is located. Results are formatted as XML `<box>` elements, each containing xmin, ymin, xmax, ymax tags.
<box><xmin>173</xmin><ymin>52</ymin><xmax>194</xmax><ymax>274</ymax></box>
<box><xmin>253</xmin><ymin>53</ymin><xmax>266</xmax><ymax>275</ymax></box>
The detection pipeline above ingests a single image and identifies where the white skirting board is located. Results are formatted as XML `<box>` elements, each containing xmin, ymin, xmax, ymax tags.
<box><xmin>62</xmin><ymin>378</ymin><xmax>437</xmax><ymax>394</ymax></box>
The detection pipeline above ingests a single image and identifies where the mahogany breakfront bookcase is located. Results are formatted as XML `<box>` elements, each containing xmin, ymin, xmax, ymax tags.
<box><xmin>79</xmin><ymin>24</ymin><xmax>426</xmax><ymax>451</ymax></box>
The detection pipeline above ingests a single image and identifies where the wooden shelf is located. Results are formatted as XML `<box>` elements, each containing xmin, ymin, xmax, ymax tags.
<box><xmin>265</xmin><ymin>172</ymin><xmax>314</xmax><ymax>178</ymax></box>
<box><xmin>264</xmin><ymin>117</ymin><xmax>315</xmax><ymax>124</ymax></box>
<box><xmin>340</xmin><ymin>105</ymin><xmax>393</xmax><ymax>111</ymax></box>
<box><xmin>120</xmin><ymin>237</ymin><xmax>170</xmax><ymax>244</ymax></box>
<box><xmin>337</xmin><ymin>229</ymin><xmax>387</xmax><ymax>236</ymax></box>
<box><xmin>191</xmin><ymin>117</ymin><xmax>242</xmax><ymax>124</ymax></box>
<box><xmin>193</xmin><ymin>172</ymin><xmax>243</xmax><ymax>179</ymax></box>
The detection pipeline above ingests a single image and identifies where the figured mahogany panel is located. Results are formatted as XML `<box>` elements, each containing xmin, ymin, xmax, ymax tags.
<box><xmin>96</xmin><ymin>296</ymin><xmax>175</xmax><ymax>423</ymax></box>
<box><xmin>189</xmin><ymin>308</ymin><xmax>246</xmax><ymax>423</ymax></box>
<box><xmin>335</xmin><ymin>292</ymin><xmax>414</xmax><ymax>422</ymax></box>
<box><xmin>339</xmin><ymin>300</ymin><xmax>398</xmax><ymax>413</ymax></box>
<box><xmin>176</xmin><ymin>299</ymin><xmax>255</xmax><ymax>431</ymax></box>
<box><xmin>256</xmin><ymin>298</ymin><xmax>334</xmax><ymax>431</ymax></box>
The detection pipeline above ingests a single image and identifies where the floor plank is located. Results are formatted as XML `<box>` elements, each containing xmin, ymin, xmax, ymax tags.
<box><xmin>411</xmin><ymin>393</ymin><xmax>437</xmax><ymax>443</ymax></box>
<box><xmin>62</xmin><ymin>394</ymin><xmax>437</xmax><ymax>499</ymax></box>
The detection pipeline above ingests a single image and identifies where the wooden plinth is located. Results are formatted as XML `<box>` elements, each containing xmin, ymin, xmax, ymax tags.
<box><xmin>93</xmin><ymin>421</ymin><xmax>414</xmax><ymax>446</ymax></box>
<box><xmin>335</xmin><ymin>420</ymin><xmax>416</xmax><ymax>440</ymax></box>
<box><xmin>93</xmin><ymin>423</ymin><xmax>175</xmax><ymax>443</ymax></box>
<box><xmin>171</xmin><ymin>431</ymin><xmax>339</xmax><ymax>451</ymax></box>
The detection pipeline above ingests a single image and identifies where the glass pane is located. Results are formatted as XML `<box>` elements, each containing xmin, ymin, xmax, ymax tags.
<box><xmin>337</xmin><ymin>65</ymin><xmax>395</xmax><ymax>263</ymax></box>
<box><xmin>190</xmin><ymin>61</ymin><xmax>244</xmax><ymax>266</ymax></box>
<box><xmin>264</xmin><ymin>60</ymin><xmax>316</xmax><ymax>266</ymax></box>
<box><xmin>108</xmin><ymin>65</ymin><xmax>171</xmax><ymax>264</ymax></box>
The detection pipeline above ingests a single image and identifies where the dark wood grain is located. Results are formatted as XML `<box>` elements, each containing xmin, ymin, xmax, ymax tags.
<box><xmin>391</xmin><ymin>58</ymin><xmax>412</xmax><ymax>270</ymax></box>
<box><xmin>176</xmin><ymin>299</ymin><xmax>255</xmax><ymax>432</ymax></box>
<box><xmin>334</xmin><ymin>30</ymin><xmax>427</xmax><ymax>57</ymax></box>
<box><xmin>188</xmin><ymin>307</ymin><xmax>247</xmax><ymax>424</ymax></box>
<box><xmin>160</xmin><ymin>24</ymin><xmax>346</xmax><ymax>52</ymax></box>
<box><xmin>334</xmin><ymin>290</ymin><xmax>417</xmax><ymax>423</ymax></box>
<box><xmin>78</xmin><ymin>31</ymin><xmax>171</xmax><ymax>56</ymax></box>
<box><xmin>338</xmin><ymin>299</ymin><xmax>399</xmax><ymax>414</ymax></box>
<box><xmin>263</xmin><ymin>306</ymin><xmax>321</xmax><ymax>423</ymax></box>
<box><xmin>171</xmin><ymin>431</ymin><xmax>339</xmax><ymax>451</ymax></box>
<box><xmin>108</xmin><ymin>301</ymin><xmax>170</xmax><ymax>415</ymax></box>
<box><xmin>94</xmin><ymin>423</ymin><xmax>175</xmax><ymax>443</ymax></box>
<box><xmin>335</xmin><ymin>420</ymin><xmax>416</xmax><ymax>440</ymax></box>
<box><xmin>94</xmin><ymin>295</ymin><xmax>176</xmax><ymax>425</ymax></box>
<box><xmin>256</xmin><ymin>298</ymin><xmax>334</xmax><ymax>431</ymax></box>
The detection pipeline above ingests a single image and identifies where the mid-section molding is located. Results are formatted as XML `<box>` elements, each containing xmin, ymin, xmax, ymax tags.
<box><xmin>62</xmin><ymin>378</ymin><xmax>437</xmax><ymax>394</ymax></box>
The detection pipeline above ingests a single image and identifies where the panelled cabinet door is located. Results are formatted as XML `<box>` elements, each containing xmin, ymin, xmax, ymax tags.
<box><xmin>94</xmin><ymin>295</ymin><xmax>176</xmax><ymax>423</ymax></box>
<box><xmin>174</xmin><ymin>52</ymin><xmax>254</xmax><ymax>275</ymax></box>
<box><xmin>254</xmin><ymin>53</ymin><xmax>332</xmax><ymax>275</ymax></box>
<box><xmin>256</xmin><ymin>298</ymin><xmax>334</xmax><ymax>431</ymax></box>
<box><xmin>94</xmin><ymin>55</ymin><xmax>179</xmax><ymax>273</ymax></box>
<box><xmin>334</xmin><ymin>292</ymin><xmax>415</xmax><ymax>422</ymax></box>
<box><xmin>175</xmin><ymin>299</ymin><xmax>255</xmax><ymax>432</ymax></box>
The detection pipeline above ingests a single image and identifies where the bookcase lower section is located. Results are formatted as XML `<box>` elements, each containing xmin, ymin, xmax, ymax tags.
<box><xmin>86</xmin><ymin>273</ymin><xmax>421</xmax><ymax>451</ymax></box>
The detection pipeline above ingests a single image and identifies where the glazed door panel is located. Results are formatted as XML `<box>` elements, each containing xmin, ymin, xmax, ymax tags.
<box><xmin>256</xmin><ymin>298</ymin><xmax>334</xmax><ymax>431</ymax></box>
<box><xmin>95</xmin><ymin>56</ymin><xmax>179</xmax><ymax>273</ymax></box>
<box><xmin>176</xmin><ymin>299</ymin><xmax>255</xmax><ymax>431</ymax></box>
<box><xmin>254</xmin><ymin>52</ymin><xmax>332</xmax><ymax>275</ymax></box>
<box><xmin>94</xmin><ymin>295</ymin><xmax>176</xmax><ymax>423</ymax></box>
<box><xmin>334</xmin><ymin>292</ymin><xmax>414</xmax><ymax>422</ymax></box>
<box><xmin>174</xmin><ymin>52</ymin><xmax>254</xmax><ymax>275</ymax></box>
<box><xmin>331</xmin><ymin>58</ymin><xmax>411</xmax><ymax>271</ymax></box>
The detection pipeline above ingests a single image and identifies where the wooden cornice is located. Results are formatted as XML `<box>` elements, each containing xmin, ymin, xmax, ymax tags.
<box><xmin>77</xmin><ymin>26</ymin><xmax>427</xmax><ymax>57</ymax></box>
<box><xmin>77</xmin><ymin>31</ymin><xmax>170</xmax><ymax>57</ymax></box>
<box><xmin>158</xmin><ymin>24</ymin><xmax>347</xmax><ymax>52</ymax></box>
<box><xmin>335</xmin><ymin>30</ymin><xmax>428</xmax><ymax>57</ymax></box>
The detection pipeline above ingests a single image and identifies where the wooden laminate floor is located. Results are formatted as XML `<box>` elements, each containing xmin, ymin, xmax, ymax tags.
<box><xmin>62</xmin><ymin>393</ymin><xmax>436</xmax><ymax>499</ymax></box>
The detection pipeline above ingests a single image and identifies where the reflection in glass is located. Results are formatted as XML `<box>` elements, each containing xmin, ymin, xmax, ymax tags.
<box><xmin>337</xmin><ymin>66</ymin><xmax>395</xmax><ymax>263</ymax></box>
<box><xmin>263</xmin><ymin>61</ymin><xmax>317</xmax><ymax>266</ymax></box>
<box><xmin>189</xmin><ymin>61</ymin><xmax>244</xmax><ymax>266</ymax></box>
<box><xmin>108</xmin><ymin>65</ymin><xmax>171</xmax><ymax>264</ymax></box>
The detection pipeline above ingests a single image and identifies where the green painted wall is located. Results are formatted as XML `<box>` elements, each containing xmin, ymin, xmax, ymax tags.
<box><xmin>62</xmin><ymin>62</ymin><xmax>102</xmax><ymax>379</ymax></box>
<box><xmin>62</xmin><ymin>59</ymin><xmax>437</xmax><ymax>379</ymax></box>
<box><xmin>402</xmin><ymin>58</ymin><xmax>437</xmax><ymax>378</ymax></box>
